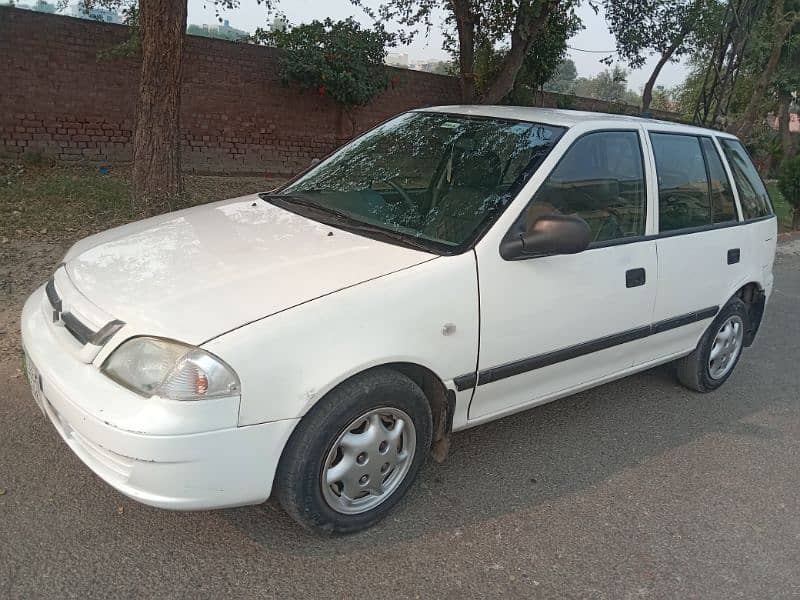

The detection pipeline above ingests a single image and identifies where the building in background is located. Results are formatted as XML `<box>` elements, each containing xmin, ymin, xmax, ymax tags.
<box><xmin>187</xmin><ymin>19</ymin><xmax>249</xmax><ymax>42</ymax></box>
<box><xmin>68</xmin><ymin>3</ymin><xmax>121</xmax><ymax>23</ymax></box>
<box><xmin>386</xmin><ymin>52</ymin><xmax>409</xmax><ymax>68</ymax></box>
<box><xmin>270</xmin><ymin>15</ymin><xmax>288</xmax><ymax>33</ymax></box>
<box><xmin>1</xmin><ymin>0</ymin><xmax>57</xmax><ymax>12</ymax></box>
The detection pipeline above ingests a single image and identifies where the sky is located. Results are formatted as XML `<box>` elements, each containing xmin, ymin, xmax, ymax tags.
<box><xmin>185</xmin><ymin>0</ymin><xmax>690</xmax><ymax>92</ymax></box>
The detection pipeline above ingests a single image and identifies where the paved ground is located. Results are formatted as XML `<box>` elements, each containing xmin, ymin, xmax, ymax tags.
<box><xmin>1</xmin><ymin>237</ymin><xmax>799</xmax><ymax>599</ymax></box>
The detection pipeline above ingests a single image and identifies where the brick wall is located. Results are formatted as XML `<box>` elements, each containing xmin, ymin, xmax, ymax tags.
<box><xmin>1</xmin><ymin>6</ymin><xmax>678</xmax><ymax>176</ymax></box>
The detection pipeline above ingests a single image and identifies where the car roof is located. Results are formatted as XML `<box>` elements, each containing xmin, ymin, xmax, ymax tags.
<box><xmin>415</xmin><ymin>105</ymin><xmax>737</xmax><ymax>139</ymax></box>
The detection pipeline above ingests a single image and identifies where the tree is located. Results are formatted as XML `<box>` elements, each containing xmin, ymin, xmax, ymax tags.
<box><xmin>252</xmin><ymin>18</ymin><xmax>393</xmax><ymax>131</ymax></box>
<box><xmin>774</xmin><ymin>36</ymin><xmax>799</xmax><ymax>159</ymax></box>
<box><xmin>543</xmin><ymin>58</ymin><xmax>578</xmax><ymax>94</ymax></box>
<box><xmin>650</xmin><ymin>85</ymin><xmax>678</xmax><ymax>111</ymax></box>
<box><xmin>508</xmin><ymin>3</ymin><xmax>582</xmax><ymax>103</ymax></box>
<box><xmin>778</xmin><ymin>154</ymin><xmax>800</xmax><ymax>228</ymax></box>
<box><xmin>73</xmin><ymin>0</ymin><xmax>273</xmax><ymax>215</ymax></box>
<box><xmin>130</xmin><ymin>0</ymin><xmax>187</xmax><ymax>213</ymax></box>
<box><xmin>469</xmin><ymin>3</ymin><xmax>582</xmax><ymax>105</ymax></box>
<box><xmin>737</xmin><ymin>0</ymin><xmax>800</xmax><ymax>139</ymax></box>
<box><xmin>575</xmin><ymin>66</ymin><xmax>639</xmax><ymax>105</ymax></box>
<box><xmin>690</xmin><ymin>0</ymin><xmax>763</xmax><ymax>126</ymax></box>
<box><xmin>604</xmin><ymin>0</ymin><xmax>713</xmax><ymax>113</ymax></box>
<box><xmin>353</xmin><ymin>0</ymin><xmax>571</xmax><ymax>104</ymax></box>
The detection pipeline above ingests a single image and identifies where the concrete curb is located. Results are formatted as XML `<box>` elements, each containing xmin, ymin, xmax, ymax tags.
<box><xmin>778</xmin><ymin>231</ymin><xmax>800</xmax><ymax>241</ymax></box>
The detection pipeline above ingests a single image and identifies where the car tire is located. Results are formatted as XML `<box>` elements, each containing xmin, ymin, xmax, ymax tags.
<box><xmin>274</xmin><ymin>367</ymin><xmax>433</xmax><ymax>535</ymax></box>
<box><xmin>676</xmin><ymin>297</ymin><xmax>749</xmax><ymax>393</ymax></box>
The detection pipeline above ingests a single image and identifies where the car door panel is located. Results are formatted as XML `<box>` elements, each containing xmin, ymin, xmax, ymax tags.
<box><xmin>639</xmin><ymin>228</ymin><xmax>747</xmax><ymax>363</ymax></box>
<box><xmin>469</xmin><ymin>241</ymin><xmax>658</xmax><ymax>421</ymax></box>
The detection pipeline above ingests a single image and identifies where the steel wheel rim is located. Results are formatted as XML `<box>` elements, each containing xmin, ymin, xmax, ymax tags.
<box><xmin>321</xmin><ymin>407</ymin><xmax>416</xmax><ymax>515</ymax></box>
<box><xmin>708</xmin><ymin>315</ymin><xmax>744</xmax><ymax>380</ymax></box>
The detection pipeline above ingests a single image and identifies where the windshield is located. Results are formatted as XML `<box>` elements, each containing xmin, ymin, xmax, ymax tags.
<box><xmin>274</xmin><ymin>112</ymin><xmax>565</xmax><ymax>253</ymax></box>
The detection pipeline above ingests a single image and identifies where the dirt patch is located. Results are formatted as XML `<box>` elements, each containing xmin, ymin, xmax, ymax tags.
<box><xmin>1</xmin><ymin>162</ymin><xmax>284</xmax><ymax>240</ymax></box>
<box><xmin>0</xmin><ymin>239</ymin><xmax>68</xmax><ymax>368</ymax></box>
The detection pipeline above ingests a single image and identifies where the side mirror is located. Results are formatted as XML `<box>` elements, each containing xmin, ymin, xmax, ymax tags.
<box><xmin>500</xmin><ymin>214</ymin><xmax>591</xmax><ymax>260</ymax></box>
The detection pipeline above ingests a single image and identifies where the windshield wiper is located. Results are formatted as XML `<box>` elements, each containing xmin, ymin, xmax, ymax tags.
<box><xmin>330</xmin><ymin>220</ymin><xmax>437</xmax><ymax>253</ymax></box>
<box><xmin>259</xmin><ymin>193</ymin><xmax>437</xmax><ymax>253</ymax></box>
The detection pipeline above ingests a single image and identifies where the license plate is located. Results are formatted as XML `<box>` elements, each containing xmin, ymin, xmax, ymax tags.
<box><xmin>24</xmin><ymin>353</ymin><xmax>46</xmax><ymax>414</ymax></box>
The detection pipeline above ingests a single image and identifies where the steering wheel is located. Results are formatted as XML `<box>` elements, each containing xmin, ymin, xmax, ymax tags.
<box><xmin>375</xmin><ymin>178</ymin><xmax>416</xmax><ymax>211</ymax></box>
<box><xmin>569</xmin><ymin>189</ymin><xmax>626</xmax><ymax>242</ymax></box>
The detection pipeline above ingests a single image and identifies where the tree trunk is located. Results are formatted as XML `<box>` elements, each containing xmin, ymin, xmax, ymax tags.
<box><xmin>451</xmin><ymin>0</ymin><xmax>477</xmax><ymax>104</ymax></box>
<box><xmin>736</xmin><ymin>3</ymin><xmax>794</xmax><ymax>140</ymax></box>
<box><xmin>793</xmin><ymin>207</ymin><xmax>800</xmax><ymax>231</ymax></box>
<box><xmin>132</xmin><ymin>0</ymin><xmax>188</xmax><ymax>215</ymax></box>
<box><xmin>778</xmin><ymin>89</ymin><xmax>794</xmax><ymax>160</ymax></box>
<box><xmin>641</xmin><ymin>36</ymin><xmax>685</xmax><ymax>114</ymax></box>
<box><xmin>479</xmin><ymin>0</ymin><xmax>558</xmax><ymax>105</ymax></box>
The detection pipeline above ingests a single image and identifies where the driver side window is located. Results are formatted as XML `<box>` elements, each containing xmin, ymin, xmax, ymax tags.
<box><xmin>524</xmin><ymin>130</ymin><xmax>647</xmax><ymax>243</ymax></box>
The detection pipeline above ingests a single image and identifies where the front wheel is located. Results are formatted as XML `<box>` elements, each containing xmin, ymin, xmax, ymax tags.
<box><xmin>676</xmin><ymin>297</ymin><xmax>748</xmax><ymax>393</ymax></box>
<box><xmin>274</xmin><ymin>368</ymin><xmax>432</xmax><ymax>535</ymax></box>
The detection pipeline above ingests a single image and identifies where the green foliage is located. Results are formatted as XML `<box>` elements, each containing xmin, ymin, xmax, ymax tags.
<box><xmin>510</xmin><ymin>4</ymin><xmax>583</xmax><ymax>102</ymax></box>
<box><xmin>650</xmin><ymin>85</ymin><xmax>677</xmax><ymax>111</ymax></box>
<box><xmin>351</xmin><ymin>0</ymin><xmax>578</xmax><ymax>103</ymax></box>
<box><xmin>253</xmin><ymin>18</ymin><xmax>394</xmax><ymax>109</ymax></box>
<box><xmin>767</xmin><ymin>182</ymin><xmax>794</xmax><ymax>230</ymax></box>
<box><xmin>604</xmin><ymin>0</ymin><xmax>716</xmax><ymax>70</ymax></box>
<box><xmin>778</xmin><ymin>155</ymin><xmax>800</xmax><ymax>210</ymax></box>
<box><xmin>96</xmin><ymin>4</ymin><xmax>141</xmax><ymax>60</ymax></box>
<box><xmin>464</xmin><ymin>1</ymin><xmax>582</xmax><ymax>105</ymax></box>
<box><xmin>574</xmin><ymin>66</ymin><xmax>641</xmax><ymax>105</ymax></box>
<box><xmin>544</xmin><ymin>59</ymin><xmax>578</xmax><ymax>94</ymax></box>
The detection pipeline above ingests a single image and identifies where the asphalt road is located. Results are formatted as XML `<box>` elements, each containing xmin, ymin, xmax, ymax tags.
<box><xmin>1</xmin><ymin>239</ymin><xmax>799</xmax><ymax>599</ymax></box>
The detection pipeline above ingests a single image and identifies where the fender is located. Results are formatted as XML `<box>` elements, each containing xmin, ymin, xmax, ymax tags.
<box><xmin>202</xmin><ymin>252</ymin><xmax>479</xmax><ymax>426</ymax></box>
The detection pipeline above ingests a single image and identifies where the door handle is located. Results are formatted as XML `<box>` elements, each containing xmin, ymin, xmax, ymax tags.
<box><xmin>728</xmin><ymin>248</ymin><xmax>740</xmax><ymax>264</ymax></box>
<box><xmin>626</xmin><ymin>268</ymin><xmax>646</xmax><ymax>288</ymax></box>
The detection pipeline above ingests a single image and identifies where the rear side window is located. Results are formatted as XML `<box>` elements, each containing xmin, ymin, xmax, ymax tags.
<box><xmin>719</xmin><ymin>139</ymin><xmax>773</xmax><ymax>220</ymax></box>
<box><xmin>701</xmin><ymin>138</ymin><xmax>737</xmax><ymax>223</ymax></box>
<box><xmin>651</xmin><ymin>133</ymin><xmax>711</xmax><ymax>232</ymax></box>
<box><xmin>525</xmin><ymin>130</ymin><xmax>646</xmax><ymax>243</ymax></box>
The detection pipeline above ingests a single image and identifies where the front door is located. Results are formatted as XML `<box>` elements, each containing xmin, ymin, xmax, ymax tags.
<box><xmin>469</xmin><ymin>129</ymin><xmax>658</xmax><ymax>422</ymax></box>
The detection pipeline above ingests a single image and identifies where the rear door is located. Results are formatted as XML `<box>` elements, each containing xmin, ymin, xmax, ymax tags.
<box><xmin>640</xmin><ymin>130</ymin><xmax>746</xmax><ymax>363</ymax></box>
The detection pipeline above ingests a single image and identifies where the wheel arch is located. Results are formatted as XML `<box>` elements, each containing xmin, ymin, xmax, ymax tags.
<box><xmin>299</xmin><ymin>361</ymin><xmax>456</xmax><ymax>459</ymax></box>
<box><xmin>731</xmin><ymin>281</ymin><xmax>766</xmax><ymax>347</ymax></box>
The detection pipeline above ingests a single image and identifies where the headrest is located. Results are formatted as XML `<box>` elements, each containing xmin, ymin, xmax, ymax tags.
<box><xmin>450</xmin><ymin>148</ymin><xmax>502</xmax><ymax>188</ymax></box>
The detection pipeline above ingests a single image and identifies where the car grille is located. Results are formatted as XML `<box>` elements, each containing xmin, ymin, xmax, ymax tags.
<box><xmin>45</xmin><ymin>270</ymin><xmax>125</xmax><ymax>355</ymax></box>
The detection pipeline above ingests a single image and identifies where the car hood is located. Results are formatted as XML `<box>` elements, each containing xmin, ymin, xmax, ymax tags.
<box><xmin>63</xmin><ymin>195</ymin><xmax>435</xmax><ymax>345</ymax></box>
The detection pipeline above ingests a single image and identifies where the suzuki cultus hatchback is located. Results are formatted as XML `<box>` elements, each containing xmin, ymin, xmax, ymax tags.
<box><xmin>22</xmin><ymin>106</ymin><xmax>777</xmax><ymax>533</ymax></box>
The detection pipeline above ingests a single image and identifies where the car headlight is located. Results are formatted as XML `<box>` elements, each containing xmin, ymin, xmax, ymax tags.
<box><xmin>102</xmin><ymin>337</ymin><xmax>240</xmax><ymax>400</ymax></box>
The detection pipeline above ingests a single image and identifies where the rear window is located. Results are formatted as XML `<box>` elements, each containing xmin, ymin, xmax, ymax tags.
<box><xmin>701</xmin><ymin>138</ymin><xmax>737</xmax><ymax>223</ymax></box>
<box><xmin>719</xmin><ymin>139</ymin><xmax>772</xmax><ymax>220</ymax></box>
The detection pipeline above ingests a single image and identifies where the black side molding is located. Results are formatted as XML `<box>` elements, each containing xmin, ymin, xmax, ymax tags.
<box><xmin>453</xmin><ymin>373</ymin><xmax>478</xmax><ymax>392</ymax></box>
<box><xmin>479</xmin><ymin>325</ymin><xmax>652</xmax><ymax>386</ymax></box>
<box><xmin>454</xmin><ymin>305</ymin><xmax>719</xmax><ymax>390</ymax></box>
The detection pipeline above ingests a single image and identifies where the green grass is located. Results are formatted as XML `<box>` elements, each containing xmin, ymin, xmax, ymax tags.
<box><xmin>0</xmin><ymin>163</ymin><xmax>282</xmax><ymax>241</ymax></box>
<box><xmin>767</xmin><ymin>182</ymin><xmax>794</xmax><ymax>233</ymax></box>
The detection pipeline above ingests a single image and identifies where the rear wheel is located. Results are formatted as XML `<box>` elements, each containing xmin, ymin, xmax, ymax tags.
<box><xmin>275</xmin><ymin>368</ymin><xmax>432</xmax><ymax>534</ymax></box>
<box><xmin>677</xmin><ymin>298</ymin><xmax>748</xmax><ymax>393</ymax></box>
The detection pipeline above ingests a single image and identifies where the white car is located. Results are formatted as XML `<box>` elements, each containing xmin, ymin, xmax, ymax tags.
<box><xmin>21</xmin><ymin>106</ymin><xmax>777</xmax><ymax>534</ymax></box>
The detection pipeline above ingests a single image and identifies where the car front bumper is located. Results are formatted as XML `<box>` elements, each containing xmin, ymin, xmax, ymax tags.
<box><xmin>21</xmin><ymin>286</ymin><xmax>299</xmax><ymax>510</ymax></box>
